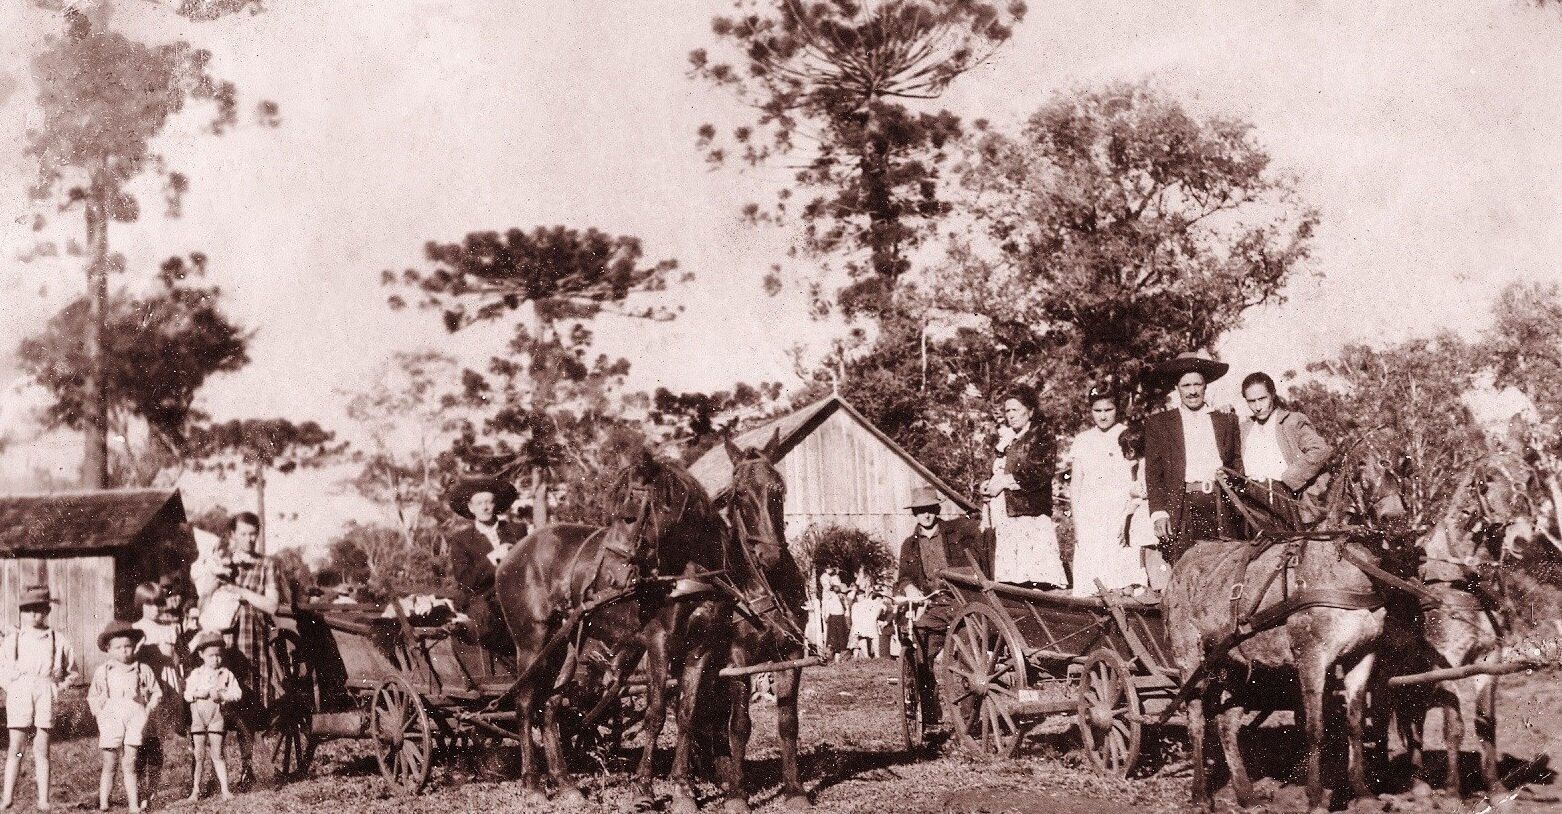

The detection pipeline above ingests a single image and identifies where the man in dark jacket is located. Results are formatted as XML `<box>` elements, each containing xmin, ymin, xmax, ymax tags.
<box><xmin>894</xmin><ymin>485</ymin><xmax>985</xmax><ymax>727</ymax></box>
<box><xmin>1144</xmin><ymin>352</ymin><xmax>1245</xmax><ymax>562</ymax></box>
<box><xmin>445</xmin><ymin>476</ymin><xmax>529</xmax><ymax>648</ymax></box>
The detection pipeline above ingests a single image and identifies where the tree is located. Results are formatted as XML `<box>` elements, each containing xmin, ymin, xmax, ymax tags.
<box><xmin>186</xmin><ymin>419</ymin><xmax>347</xmax><ymax>554</ymax></box>
<box><xmin>646</xmin><ymin>382</ymin><xmax>784</xmax><ymax>463</ymax></box>
<box><xmin>325</xmin><ymin>521</ymin><xmax>448</xmax><ymax>602</ymax></box>
<box><xmin>691</xmin><ymin>0</ymin><xmax>1028</xmax><ymax>316</ymax></box>
<box><xmin>388</xmin><ymin>226</ymin><xmax>681</xmax><ymax>524</ymax></box>
<box><xmin>22</xmin><ymin>7</ymin><xmax>271</xmax><ymax>488</ymax></box>
<box><xmin>1479</xmin><ymin>280</ymin><xmax>1562</xmax><ymax>545</ymax></box>
<box><xmin>17</xmin><ymin>253</ymin><xmax>250</xmax><ymax>485</ymax></box>
<box><xmin>342</xmin><ymin>352</ymin><xmax>466</xmax><ymax>554</ymax></box>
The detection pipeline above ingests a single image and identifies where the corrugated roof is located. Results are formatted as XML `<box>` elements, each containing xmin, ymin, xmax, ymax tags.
<box><xmin>0</xmin><ymin>489</ymin><xmax>186</xmax><ymax>555</ymax></box>
<box><xmin>689</xmin><ymin>394</ymin><xmax>975</xmax><ymax>512</ymax></box>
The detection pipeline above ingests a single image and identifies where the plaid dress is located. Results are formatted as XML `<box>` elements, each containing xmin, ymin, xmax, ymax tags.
<box><xmin>224</xmin><ymin>557</ymin><xmax>281</xmax><ymax>711</ymax></box>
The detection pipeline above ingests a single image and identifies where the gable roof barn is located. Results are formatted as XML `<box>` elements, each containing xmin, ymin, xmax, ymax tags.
<box><xmin>690</xmin><ymin>394</ymin><xmax>975</xmax><ymax>553</ymax></box>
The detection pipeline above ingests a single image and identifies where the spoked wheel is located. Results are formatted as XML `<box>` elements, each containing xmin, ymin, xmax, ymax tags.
<box><xmin>267</xmin><ymin>629</ymin><xmax>318</xmax><ymax>780</ymax></box>
<box><xmin>1077</xmin><ymin>648</ymin><xmax>1144</xmax><ymax>777</ymax></box>
<box><xmin>371</xmin><ymin>677</ymin><xmax>434</xmax><ymax>793</ymax></box>
<box><xmin>939</xmin><ymin>604</ymin><xmax>1029</xmax><ymax>759</ymax></box>
<box><xmin>900</xmin><ymin>638</ymin><xmax>924</xmax><ymax>754</ymax></box>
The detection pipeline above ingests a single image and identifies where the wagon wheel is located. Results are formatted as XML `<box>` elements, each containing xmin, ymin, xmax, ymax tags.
<box><xmin>267</xmin><ymin>629</ymin><xmax>318</xmax><ymax>780</ymax></box>
<box><xmin>371</xmin><ymin>676</ymin><xmax>434</xmax><ymax>793</ymax></box>
<box><xmin>939</xmin><ymin>603</ymin><xmax>1029</xmax><ymax>759</ymax></box>
<box><xmin>900</xmin><ymin>642</ymin><xmax>924</xmax><ymax>754</ymax></box>
<box><xmin>1077</xmin><ymin>648</ymin><xmax>1143</xmax><ymax>777</ymax></box>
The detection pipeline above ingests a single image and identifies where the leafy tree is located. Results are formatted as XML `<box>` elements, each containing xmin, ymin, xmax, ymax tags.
<box><xmin>1478</xmin><ymin>280</ymin><xmax>1562</xmax><ymax>546</ymax></box>
<box><xmin>388</xmin><ymin>226</ymin><xmax>681</xmax><ymax>524</ymax></box>
<box><xmin>186</xmin><ymin>419</ymin><xmax>347</xmax><ymax>553</ymax></box>
<box><xmin>691</xmin><ymin>0</ymin><xmax>1028</xmax><ymax>316</ymax></box>
<box><xmin>268</xmin><ymin>546</ymin><xmax>313</xmax><ymax>604</ymax></box>
<box><xmin>325</xmin><ymin>521</ymin><xmax>448</xmax><ymax>602</ymax></box>
<box><xmin>17</xmin><ymin>253</ymin><xmax>250</xmax><ymax>485</ymax></box>
<box><xmin>1289</xmin><ymin>335</ymin><xmax>1486</xmax><ymax>525</ymax></box>
<box><xmin>795</xmin><ymin>525</ymin><xmax>895</xmax><ymax>593</ymax></box>
<box><xmin>646</xmin><ymin>382</ymin><xmax>784</xmax><ymax>463</ymax></box>
<box><xmin>22</xmin><ymin>7</ymin><xmax>273</xmax><ymax>487</ymax></box>
<box><xmin>342</xmin><ymin>352</ymin><xmax>466</xmax><ymax>553</ymax></box>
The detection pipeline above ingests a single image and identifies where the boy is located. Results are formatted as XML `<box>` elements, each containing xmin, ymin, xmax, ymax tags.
<box><xmin>183</xmin><ymin>631</ymin><xmax>241</xmax><ymax>801</ymax></box>
<box><xmin>0</xmin><ymin>585</ymin><xmax>79</xmax><ymax>811</ymax></box>
<box><xmin>88</xmin><ymin>621</ymin><xmax>162</xmax><ymax>812</ymax></box>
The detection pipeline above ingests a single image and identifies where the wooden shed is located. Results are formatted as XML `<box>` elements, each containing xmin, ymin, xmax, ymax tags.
<box><xmin>0</xmin><ymin>489</ymin><xmax>194</xmax><ymax>673</ymax></box>
<box><xmin>689</xmin><ymin>395</ymin><xmax>975</xmax><ymax>555</ymax></box>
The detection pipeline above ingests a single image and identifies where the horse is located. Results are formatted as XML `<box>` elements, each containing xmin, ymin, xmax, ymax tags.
<box><xmin>1384</xmin><ymin>456</ymin><xmax>1528</xmax><ymax>800</ymax></box>
<box><xmin>1165</xmin><ymin>472</ymin><xmax>1388</xmax><ymax>814</ymax></box>
<box><xmin>695</xmin><ymin>434</ymin><xmax>812</xmax><ymax>814</ymax></box>
<box><xmin>494</xmin><ymin>449</ymin><xmax>734</xmax><ymax>811</ymax></box>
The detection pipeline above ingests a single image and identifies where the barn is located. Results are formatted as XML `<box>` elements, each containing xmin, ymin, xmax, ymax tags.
<box><xmin>689</xmin><ymin>394</ymin><xmax>976</xmax><ymax>554</ymax></box>
<box><xmin>0</xmin><ymin>489</ymin><xmax>196</xmax><ymax>672</ymax></box>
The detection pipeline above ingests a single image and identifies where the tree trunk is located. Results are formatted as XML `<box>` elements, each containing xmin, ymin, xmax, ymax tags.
<box><xmin>80</xmin><ymin>169</ymin><xmax>110</xmax><ymax>489</ymax></box>
<box><xmin>256</xmin><ymin>467</ymin><xmax>268</xmax><ymax>555</ymax></box>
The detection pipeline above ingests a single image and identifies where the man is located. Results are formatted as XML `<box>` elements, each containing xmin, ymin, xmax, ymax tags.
<box><xmin>1240</xmin><ymin>372</ymin><xmax>1333</xmax><ymax>529</ymax></box>
<box><xmin>1144</xmin><ymin>352</ymin><xmax>1244</xmax><ymax>562</ymax></box>
<box><xmin>894</xmin><ymin>485</ymin><xmax>986</xmax><ymax>728</ymax></box>
<box><xmin>445</xmin><ymin>476</ymin><xmax>528</xmax><ymax>648</ymax></box>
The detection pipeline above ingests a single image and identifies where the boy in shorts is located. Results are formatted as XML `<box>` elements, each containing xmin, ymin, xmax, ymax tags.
<box><xmin>0</xmin><ymin>585</ymin><xmax>79</xmax><ymax>811</ymax></box>
<box><xmin>183</xmin><ymin>631</ymin><xmax>241</xmax><ymax>801</ymax></box>
<box><xmin>88</xmin><ymin>621</ymin><xmax>162</xmax><ymax>812</ymax></box>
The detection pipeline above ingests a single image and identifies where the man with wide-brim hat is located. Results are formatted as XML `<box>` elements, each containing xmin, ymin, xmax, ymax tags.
<box><xmin>892</xmin><ymin>484</ymin><xmax>987</xmax><ymax>731</ymax></box>
<box><xmin>1142</xmin><ymin>351</ymin><xmax>1244</xmax><ymax>562</ymax></box>
<box><xmin>443</xmin><ymin>476</ymin><xmax>528</xmax><ymax>651</ymax></box>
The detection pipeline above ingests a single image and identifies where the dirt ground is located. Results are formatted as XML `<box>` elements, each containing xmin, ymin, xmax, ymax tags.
<box><xmin>8</xmin><ymin>659</ymin><xmax>1559</xmax><ymax>814</ymax></box>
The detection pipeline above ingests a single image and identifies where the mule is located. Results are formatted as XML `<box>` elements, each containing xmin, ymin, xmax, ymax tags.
<box><xmin>1166</xmin><ymin>527</ymin><xmax>1386</xmax><ymax>814</ymax></box>
<box><xmin>1386</xmin><ymin>458</ymin><xmax>1527</xmax><ymax>800</ymax></box>
<box><xmin>696</xmin><ymin>435</ymin><xmax>813</xmax><ymax>813</ymax></box>
<box><xmin>494</xmin><ymin>449</ymin><xmax>733</xmax><ymax>811</ymax></box>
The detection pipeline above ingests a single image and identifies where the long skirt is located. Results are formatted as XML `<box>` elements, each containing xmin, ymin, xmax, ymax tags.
<box><xmin>989</xmin><ymin>493</ymin><xmax>1069</xmax><ymax>587</ymax></box>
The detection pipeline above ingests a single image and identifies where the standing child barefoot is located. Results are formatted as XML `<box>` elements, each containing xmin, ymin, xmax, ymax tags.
<box><xmin>0</xmin><ymin>586</ymin><xmax>79</xmax><ymax>812</ymax></box>
<box><xmin>183</xmin><ymin>632</ymin><xmax>241</xmax><ymax>801</ymax></box>
<box><xmin>88</xmin><ymin>622</ymin><xmax>161</xmax><ymax>812</ymax></box>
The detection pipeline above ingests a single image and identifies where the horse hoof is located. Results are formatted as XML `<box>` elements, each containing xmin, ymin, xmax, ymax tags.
<box><xmin>723</xmin><ymin>799</ymin><xmax>753</xmax><ymax>814</ymax></box>
<box><xmin>1409</xmin><ymin>781</ymin><xmax>1433</xmax><ymax>800</ymax></box>
<box><xmin>669</xmin><ymin>793</ymin><xmax>700</xmax><ymax>814</ymax></box>
<box><xmin>779</xmin><ymin>793</ymin><xmax>811</xmax><ymax>811</ymax></box>
<box><xmin>556</xmin><ymin>786</ymin><xmax>587</xmax><ymax>807</ymax></box>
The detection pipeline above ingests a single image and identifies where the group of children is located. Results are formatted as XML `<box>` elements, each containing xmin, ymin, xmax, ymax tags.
<box><xmin>0</xmin><ymin>583</ymin><xmax>243</xmax><ymax>811</ymax></box>
<box><xmin>815</xmin><ymin>568</ymin><xmax>894</xmax><ymax>661</ymax></box>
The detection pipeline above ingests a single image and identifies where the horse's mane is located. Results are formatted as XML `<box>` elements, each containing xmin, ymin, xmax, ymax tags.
<box><xmin>602</xmin><ymin>451</ymin><xmax>724</xmax><ymax>533</ymax></box>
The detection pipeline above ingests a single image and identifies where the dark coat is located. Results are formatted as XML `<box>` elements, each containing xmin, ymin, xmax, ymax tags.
<box><xmin>895</xmin><ymin>516</ymin><xmax>987</xmax><ymax>595</ymax></box>
<box><xmin>1003</xmin><ymin>424</ymin><xmax>1055</xmax><ymax>517</ymax></box>
<box><xmin>448</xmin><ymin>520</ymin><xmax>529</xmax><ymax>608</ymax></box>
<box><xmin>1144</xmin><ymin>407</ymin><xmax>1243</xmax><ymax>529</ymax></box>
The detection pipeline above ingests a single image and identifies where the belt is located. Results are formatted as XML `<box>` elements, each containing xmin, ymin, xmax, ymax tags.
<box><xmin>1184</xmin><ymin>480</ymin><xmax>1216</xmax><ymax>494</ymax></box>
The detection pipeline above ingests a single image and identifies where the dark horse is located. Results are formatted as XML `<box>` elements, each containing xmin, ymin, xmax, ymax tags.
<box><xmin>695</xmin><ymin>434</ymin><xmax>812</xmax><ymax>813</ymax></box>
<box><xmin>495</xmin><ymin>449</ymin><xmax>732</xmax><ymax>811</ymax></box>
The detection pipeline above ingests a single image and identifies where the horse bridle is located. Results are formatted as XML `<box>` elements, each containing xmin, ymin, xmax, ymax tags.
<box><xmin>717</xmin><ymin>461</ymin><xmax>809</xmax><ymax>651</ymax></box>
<box><xmin>724</xmin><ymin>459</ymin><xmax>786</xmax><ymax>564</ymax></box>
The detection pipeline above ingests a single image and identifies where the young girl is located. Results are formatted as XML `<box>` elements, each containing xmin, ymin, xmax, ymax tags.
<box><xmin>184</xmin><ymin>631</ymin><xmax>242</xmax><ymax>801</ymax></box>
<box><xmin>88</xmin><ymin>621</ymin><xmax>161</xmax><ymax>812</ymax></box>
<box><xmin>131</xmin><ymin>582</ymin><xmax>183</xmax><ymax>807</ymax></box>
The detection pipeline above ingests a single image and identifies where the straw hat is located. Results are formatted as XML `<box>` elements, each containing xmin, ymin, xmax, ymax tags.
<box><xmin>445</xmin><ymin>476</ymin><xmax>520</xmax><ymax>520</ymax></box>
<box><xmin>1150</xmin><ymin>351</ymin><xmax>1229</xmax><ymax>383</ymax></box>
<box><xmin>190</xmin><ymin>630</ymin><xmax>226</xmax><ymax>655</ymax></box>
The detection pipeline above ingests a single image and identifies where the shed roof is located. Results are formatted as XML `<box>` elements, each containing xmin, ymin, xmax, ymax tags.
<box><xmin>689</xmin><ymin>394</ymin><xmax>976</xmax><ymax>512</ymax></box>
<box><xmin>0</xmin><ymin>489</ymin><xmax>187</xmax><ymax>555</ymax></box>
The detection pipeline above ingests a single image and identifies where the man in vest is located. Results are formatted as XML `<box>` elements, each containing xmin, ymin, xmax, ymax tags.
<box><xmin>1144</xmin><ymin>351</ymin><xmax>1245</xmax><ymax>562</ymax></box>
<box><xmin>894</xmin><ymin>485</ymin><xmax>985</xmax><ymax>729</ymax></box>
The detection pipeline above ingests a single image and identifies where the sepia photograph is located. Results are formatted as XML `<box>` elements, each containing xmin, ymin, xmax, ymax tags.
<box><xmin>0</xmin><ymin>1</ymin><xmax>1560</xmax><ymax>812</ymax></box>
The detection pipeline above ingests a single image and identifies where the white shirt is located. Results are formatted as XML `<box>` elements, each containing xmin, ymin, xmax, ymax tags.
<box><xmin>1179</xmin><ymin>404</ymin><xmax>1224</xmax><ymax>482</ymax></box>
<box><xmin>1243</xmin><ymin>417</ymin><xmax>1288</xmax><ymax>482</ymax></box>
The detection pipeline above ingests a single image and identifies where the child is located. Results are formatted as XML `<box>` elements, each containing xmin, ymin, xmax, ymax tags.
<box><xmin>0</xmin><ymin>585</ymin><xmax>79</xmax><ymax>811</ymax></box>
<box><xmin>88</xmin><ymin>621</ymin><xmax>162</xmax><ymax>812</ymax></box>
<box><xmin>132</xmin><ymin>582</ymin><xmax>184</xmax><ymax>806</ymax></box>
<box><xmin>849</xmin><ymin>585</ymin><xmax>885</xmax><ymax>659</ymax></box>
<box><xmin>183</xmin><ymin>631</ymin><xmax>241</xmax><ymax>801</ymax></box>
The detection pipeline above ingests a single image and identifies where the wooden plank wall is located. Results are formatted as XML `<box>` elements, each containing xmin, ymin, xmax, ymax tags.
<box><xmin>781</xmin><ymin>410</ymin><xmax>967</xmax><ymax>558</ymax></box>
<box><xmin>0</xmin><ymin>557</ymin><xmax>115</xmax><ymax>676</ymax></box>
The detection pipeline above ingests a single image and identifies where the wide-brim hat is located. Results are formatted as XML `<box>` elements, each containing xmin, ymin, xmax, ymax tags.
<box><xmin>190</xmin><ymin>630</ymin><xmax>226</xmax><ymax>655</ymax></box>
<box><xmin>18</xmin><ymin>585</ymin><xmax>54</xmax><ymax>611</ymax></box>
<box><xmin>98</xmin><ymin>620</ymin><xmax>145</xmax><ymax>653</ymax></box>
<box><xmin>1150</xmin><ymin>352</ymin><xmax>1229</xmax><ymax>384</ymax></box>
<box><xmin>904</xmin><ymin>484</ymin><xmax>943</xmax><ymax>511</ymax></box>
<box><xmin>446</xmin><ymin>476</ymin><xmax>520</xmax><ymax>520</ymax></box>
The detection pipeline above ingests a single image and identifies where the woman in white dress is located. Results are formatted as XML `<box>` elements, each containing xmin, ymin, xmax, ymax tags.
<box><xmin>981</xmin><ymin>385</ymin><xmax>1069</xmax><ymax>588</ymax></box>
<box><xmin>1066</xmin><ymin>386</ymin><xmax>1148</xmax><ymax>596</ymax></box>
<box><xmin>1118</xmin><ymin>422</ymin><xmax>1169</xmax><ymax>590</ymax></box>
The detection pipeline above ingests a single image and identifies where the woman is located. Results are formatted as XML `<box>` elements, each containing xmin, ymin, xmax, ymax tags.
<box><xmin>1119</xmin><ymin>423</ymin><xmax>1169</xmax><ymax>591</ymax></box>
<box><xmin>982</xmin><ymin>385</ymin><xmax>1069</xmax><ymax>588</ymax></box>
<box><xmin>1066</xmin><ymin>385</ymin><xmax>1147</xmax><ymax>596</ymax></box>
<box><xmin>220</xmin><ymin>513</ymin><xmax>280</xmax><ymax>787</ymax></box>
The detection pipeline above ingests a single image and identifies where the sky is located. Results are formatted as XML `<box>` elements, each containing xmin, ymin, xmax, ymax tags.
<box><xmin>0</xmin><ymin>0</ymin><xmax>1559</xmax><ymax>557</ymax></box>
